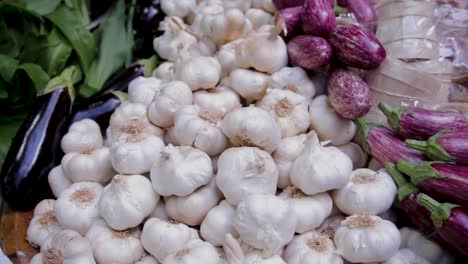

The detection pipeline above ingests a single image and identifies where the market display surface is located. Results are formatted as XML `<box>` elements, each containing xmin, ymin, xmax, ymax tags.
<box><xmin>0</xmin><ymin>0</ymin><xmax>467</xmax><ymax>263</ymax></box>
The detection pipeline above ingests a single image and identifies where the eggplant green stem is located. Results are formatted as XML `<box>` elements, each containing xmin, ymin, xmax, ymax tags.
<box><xmin>43</xmin><ymin>65</ymin><xmax>82</xmax><ymax>102</ymax></box>
<box><xmin>334</xmin><ymin>6</ymin><xmax>348</xmax><ymax>15</ymax></box>
<box><xmin>354</xmin><ymin>118</ymin><xmax>379</xmax><ymax>153</ymax></box>
<box><xmin>112</xmin><ymin>91</ymin><xmax>128</xmax><ymax>102</ymax></box>
<box><xmin>137</xmin><ymin>55</ymin><xmax>158</xmax><ymax>77</ymax></box>
<box><xmin>378</xmin><ymin>102</ymin><xmax>405</xmax><ymax>130</ymax></box>
<box><xmin>405</xmin><ymin>140</ymin><xmax>428</xmax><ymax>152</ymax></box>
<box><xmin>426</xmin><ymin>132</ymin><xmax>454</xmax><ymax>162</ymax></box>
<box><xmin>417</xmin><ymin>193</ymin><xmax>459</xmax><ymax>228</ymax></box>
<box><xmin>385</xmin><ymin>162</ymin><xmax>418</xmax><ymax>201</ymax></box>
<box><xmin>397</xmin><ymin>160</ymin><xmax>444</xmax><ymax>185</ymax></box>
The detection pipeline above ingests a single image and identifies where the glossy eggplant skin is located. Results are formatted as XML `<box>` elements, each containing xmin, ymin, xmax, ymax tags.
<box><xmin>1</xmin><ymin>88</ymin><xmax>72</xmax><ymax>210</ymax></box>
<box><xmin>133</xmin><ymin>0</ymin><xmax>165</xmax><ymax>58</ymax></box>
<box><xmin>94</xmin><ymin>64</ymin><xmax>145</xmax><ymax>96</ymax></box>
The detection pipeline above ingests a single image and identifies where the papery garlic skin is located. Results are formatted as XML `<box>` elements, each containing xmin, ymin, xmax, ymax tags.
<box><xmin>163</xmin><ymin>239</ymin><xmax>221</xmax><ymax>264</ymax></box>
<box><xmin>251</xmin><ymin>0</ymin><xmax>276</xmax><ymax>13</ymax></box>
<box><xmin>399</xmin><ymin>227</ymin><xmax>453</xmax><ymax>264</ymax></box>
<box><xmin>61</xmin><ymin>119</ymin><xmax>103</xmax><ymax>154</ymax></box>
<box><xmin>86</xmin><ymin>220</ymin><xmax>144</xmax><ymax>264</ymax></box>
<box><xmin>153</xmin><ymin>62</ymin><xmax>175</xmax><ymax>82</ymax></box>
<box><xmin>136</xmin><ymin>255</ymin><xmax>160</xmax><ymax>264</ymax></box>
<box><xmin>334</xmin><ymin>215</ymin><xmax>401</xmax><ymax>263</ymax></box>
<box><xmin>332</xmin><ymin>169</ymin><xmax>397</xmax><ymax>215</ymax></box>
<box><xmin>216</xmin><ymin>147</ymin><xmax>278</xmax><ymax>205</ymax></box>
<box><xmin>147</xmin><ymin>81</ymin><xmax>193</xmax><ymax>128</ymax></box>
<box><xmin>151</xmin><ymin>145</ymin><xmax>213</xmax><ymax>196</ymax></box>
<box><xmin>278</xmin><ymin>187</ymin><xmax>332</xmax><ymax>233</ymax></box>
<box><xmin>193</xmin><ymin>86</ymin><xmax>241</xmax><ymax>118</ymax></box>
<box><xmin>228</xmin><ymin>69</ymin><xmax>269</xmax><ymax>102</ymax></box>
<box><xmin>61</xmin><ymin>147</ymin><xmax>115</xmax><ymax>184</ymax></box>
<box><xmin>161</xmin><ymin>0</ymin><xmax>196</xmax><ymax>18</ymax></box>
<box><xmin>273</xmin><ymin>134</ymin><xmax>307</xmax><ymax>189</ymax></box>
<box><xmin>99</xmin><ymin>175</ymin><xmax>159</xmax><ymax>230</ymax></box>
<box><xmin>382</xmin><ymin>248</ymin><xmax>430</xmax><ymax>264</ymax></box>
<box><xmin>309</xmin><ymin>95</ymin><xmax>357</xmax><ymax>145</ymax></box>
<box><xmin>245</xmin><ymin>8</ymin><xmax>273</xmax><ymax>29</ymax></box>
<box><xmin>128</xmin><ymin>76</ymin><xmax>163</xmax><ymax>106</ymax></box>
<box><xmin>284</xmin><ymin>231</ymin><xmax>343</xmax><ymax>264</ymax></box>
<box><xmin>290</xmin><ymin>132</ymin><xmax>353</xmax><ymax>195</ymax></box>
<box><xmin>26</xmin><ymin>200</ymin><xmax>62</xmax><ymax>248</ymax></box>
<box><xmin>258</xmin><ymin>89</ymin><xmax>310</xmax><ymax>137</ymax></box>
<box><xmin>216</xmin><ymin>40</ymin><xmax>243</xmax><ymax>77</ymax></box>
<box><xmin>336</xmin><ymin>142</ymin><xmax>367</xmax><ymax>169</ymax></box>
<box><xmin>165</xmin><ymin>179</ymin><xmax>222</xmax><ymax>226</ymax></box>
<box><xmin>147</xmin><ymin>200</ymin><xmax>169</xmax><ymax>221</ymax></box>
<box><xmin>48</xmin><ymin>166</ymin><xmax>72</xmax><ymax>198</ymax></box>
<box><xmin>270</xmin><ymin>67</ymin><xmax>316</xmax><ymax>105</ymax></box>
<box><xmin>54</xmin><ymin>182</ymin><xmax>103</xmax><ymax>235</ymax></box>
<box><xmin>201</xmin><ymin>200</ymin><xmax>237</xmax><ymax>246</ymax></box>
<box><xmin>233</xmin><ymin>194</ymin><xmax>296</xmax><ymax>257</ymax></box>
<box><xmin>141</xmin><ymin>218</ymin><xmax>199</xmax><ymax>262</ymax></box>
<box><xmin>221</xmin><ymin>106</ymin><xmax>281</xmax><ymax>153</ymax></box>
<box><xmin>174</xmin><ymin>56</ymin><xmax>221</xmax><ymax>91</ymax></box>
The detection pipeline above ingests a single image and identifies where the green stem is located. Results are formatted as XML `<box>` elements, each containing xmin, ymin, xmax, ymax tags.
<box><xmin>405</xmin><ymin>139</ymin><xmax>428</xmax><ymax>152</ymax></box>
<box><xmin>425</xmin><ymin>132</ymin><xmax>454</xmax><ymax>162</ymax></box>
<box><xmin>397</xmin><ymin>160</ymin><xmax>444</xmax><ymax>185</ymax></box>
<box><xmin>354</xmin><ymin>118</ymin><xmax>379</xmax><ymax>153</ymax></box>
<box><xmin>112</xmin><ymin>91</ymin><xmax>128</xmax><ymax>102</ymax></box>
<box><xmin>385</xmin><ymin>162</ymin><xmax>418</xmax><ymax>201</ymax></box>
<box><xmin>43</xmin><ymin>65</ymin><xmax>82</xmax><ymax>102</ymax></box>
<box><xmin>137</xmin><ymin>55</ymin><xmax>158</xmax><ymax>77</ymax></box>
<box><xmin>417</xmin><ymin>193</ymin><xmax>458</xmax><ymax>228</ymax></box>
<box><xmin>378</xmin><ymin>102</ymin><xmax>405</xmax><ymax>130</ymax></box>
<box><xmin>334</xmin><ymin>6</ymin><xmax>348</xmax><ymax>15</ymax></box>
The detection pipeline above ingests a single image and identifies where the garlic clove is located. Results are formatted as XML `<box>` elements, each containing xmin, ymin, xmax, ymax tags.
<box><xmin>200</xmin><ymin>200</ymin><xmax>237</xmax><ymax>246</ymax></box>
<box><xmin>153</xmin><ymin>62</ymin><xmax>175</xmax><ymax>82</ymax></box>
<box><xmin>61</xmin><ymin>119</ymin><xmax>103</xmax><ymax>154</ymax></box>
<box><xmin>229</xmin><ymin>69</ymin><xmax>269</xmax><ymax>103</ymax></box>
<box><xmin>272</xmin><ymin>134</ymin><xmax>307</xmax><ymax>189</ymax></box>
<box><xmin>26</xmin><ymin>202</ymin><xmax>62</xmax><ymax>248</ymax></box>
<box><xmin>174</xmin><ymin>56</ymin><xmax>222</xmax><ymax>91</ymax></box>
<box><xmin>61</xmin><ymin>147</ymin><xmax>115</xmax><ymax>184</ymax></box>
<box><xmin>48</xmin><ymin>166</ymin><xmax>72</xmax><ymax>198</ymax></box>
<box><xmin>193</xmin><ymin>86</ymin><xmax>241</xmax><ymax>118</ymax></box>
<box><xmin>216</xmin><ymin>40</ymin><xmax>243</xmax><ymax>77</ymax></box>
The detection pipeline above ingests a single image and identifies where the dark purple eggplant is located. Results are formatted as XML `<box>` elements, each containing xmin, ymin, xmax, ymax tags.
<box><xmin>355</xmin><ymin>118</ymin><xmax>425</xmax><ymax>165</ymax></box>
<box><xmin>94</xmin><ymin>64</ymin><xmax>145</xmax><ymax>97</ymax></box>
<box><xmin>397</xmin><ymin>161</ymin><xmax>468</xmax><ymax>207</ymax></box>
<box><xmin>379</xmin><ymin>102</ymin><xmax>468</xmax><ymax>140</ymax></box>
<box><xmin>346</xmin><ymin>0</ymin><xmax>377</xmax><ymax>32</ymax></box>
<box><xmin>276</xmin><ymin>6</ymin><xmax>303</xmax><ymax>40</ymax></box>
<box><xmin>406</xmin><ymin>131</ymin><xmax>468</xmax><ymax>164</ymax></box>
<box><xmin>287</xmin><ymin>35</ymin><xmax>332</xmax><ymax>70</ymax></box>
<box><xmin>133</xmin><ymin>0</ymin><xmax>165</xmax><ymax>58</ymax></box>
<box><xmin>273</xmin><ymin>0</ymin><xmax>305</xmax><ymax>9</ymax></box>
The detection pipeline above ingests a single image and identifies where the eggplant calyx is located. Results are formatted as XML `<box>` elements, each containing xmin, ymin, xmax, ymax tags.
<box><xmin>426</xmin><ymin>131</ymin><xmax>454</xmax><ymax>162</ymax></box>
<box><xmin>136</xmin><ymin>55</ymin><xmax>158</xmax><ymax>77</ymax></box>
<box><xmin>385</xmin><ymin>162</ymin><xmax>418</xmax><ymax>201</ymax></box>
<box><xmin>417</xmin><ymin>193</ymin><xmax>459</xmax><ymax>228</ymax></box>
<box><xmin>43</xmin><ymin>66</ymin><xmax>83</xmax><ymax>102</ymax></box>
<box><xmin>378</xmin><ymin>102</ymin><xmax>405</xmax><ymax>131</ymax></box>
<box><xmin>354</xmin><ymin>117</ymin><xmax>380</xmax><ymax>153</ymax></box>
<box><xmin>397</xmin><ymin>160</ymin><xmax>445</xmax><ymax>186</ymax></box>
<box><xmin>112</xmin><ymin>91</ymin><xmax>128</xmax><ymax>102</ymax></box>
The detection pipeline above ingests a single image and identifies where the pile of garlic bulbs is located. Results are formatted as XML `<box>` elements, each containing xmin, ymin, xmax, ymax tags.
<box><xmin>27</xmin><ymin>0</ymin><xmax>454</xmax><ymax>263</ymax></box>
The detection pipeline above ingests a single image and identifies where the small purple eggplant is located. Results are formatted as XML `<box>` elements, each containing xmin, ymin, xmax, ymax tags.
<box><xmin>379</xmin><ymin>102</ymin><xmax>468</xmax><ymax>140</ymax></box>
<box><xmin>276</xmin><ymin>6</ymin><xmax>302</xmax><ymax>39</ymax></box>
<box><xmin>397</xmin><ymin>161</ymin><xmax>468</xmax><ymax>207</ymax></box>
<box><xmin>287</xmin><ymin>35</ymin><xmax>332</xmax><ymax>70</ymax></box>
<box><xmin>301</xmin><ymin>0</ymin><xmax>336</xmax><ymax>37</ymax></box>
<box><xmin>346</xmin><ymin>0</ymin><xmax>377</xmax><ymax>32</ymax></box>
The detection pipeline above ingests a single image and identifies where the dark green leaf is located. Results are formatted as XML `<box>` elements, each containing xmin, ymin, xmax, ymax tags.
<box><xmin>2</xmin><ymin>0</ymin><xmax>62</xmax><ymax>16</ymax></box>
<box><xmin>17</xmin><ymin>63</ymin><xmax>50</xmax><ymax>93</ymax></box>
<box><xmin>0</xmin><ymin>114</ymin><xmax>27</xmax><ymax>167</ymax></box>
<box><xmin>47</xmin><ymin>27</ymin><xmax>73</xmax><ymax>76</ymax></box>
<box><xmin>0</xmin><ymin>16</ymin><xmax>22</xmax><ymax>57</ymax></box>
<box><xmin>0</xmin><ymin>54</ymin><xmax>19</xmax><ymax>82</ymax></box>
<box><xmin>67</xmin><ymin>0</ymin><xmax>91</xmax><ymax>26</ymax></box>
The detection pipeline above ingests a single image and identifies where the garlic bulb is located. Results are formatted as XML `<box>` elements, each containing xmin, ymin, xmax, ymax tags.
<box><xmin>290</xmin><ymin>132</ymin><xmax>353</xmax><ymax>195</ymax></box>
<box><xmin>283</xmin><ymin>231</ymin><xmax>343</xmax><ymax>264</ymax></box>
<box><xmin>165</xmin><ymin>179</ymin><xmax>222</xmax><ymax>226</ymax></box>
<box><xmin>164</xmin><ymin>126</ymin><xmax>180</xmax><ymax>146</ymax></box>
<box><xmin>216</xmin><ymin>40</ymin><xmax>243</xmax><ymax>77</ymax></box>
<box><xmin>147</xmin><ymin>200</ymin><xmax>170</xmax><ymax>221</ymax></box>
<box><xmin>54</xmin><ymin>182</ymin><xmax>103</xmax><ymax>235</ymax></box>
<box><xmin>233</xmin><ymin>194</ymin><xmax>296</xmax><ymax>256</ymax></box>
<box><xmin>48</xmin><ymin>166</ymin><xmax>72</xmax><ymax>198</ymax></box>
<box><xmin>161</xmin><ymin>0</ymin><xmax>196</xmax><ymax>18</ymax></box>
<box><xmin>245</xmin><ymin>8</ymin><xmax>273</xmax><ymax>29</ymax></box>
<box><xmin>270</xmin><ymin>67</ymin><xmax>316</xmax><ymax>105</ymax></box>
<box><xmin>173</xmin><ymin>105</ymin><xmax>228</xmax><ymax>156</ymax></box>
<box><xmin>153</xmin><ymin>62</ymin><xmax>175</xmax><ymax>82</ymax></box>
<box><xmin>61</xmin><ymin>119</ymin><xmax>103</xmax><ymax>154</ymax></box>
<box><xmin>222</xmin><ymin>0</ymin><xmax>252</xmax><ymax>12</ymax></box>
<box><xmin>30</xmin><ymin>230</ymin><xmax>95</xmax><ymax>264</ymax></box>
<box><xmin>128</xmin><ymin>76</ymin><xmax>163</xmax><ymax>106</ymax></box>
<box><xmin>151</xmin><ymin>145</ymin><xmax>213</xmax><ymax>196</ymax></box>
<box><xmin>316</xmin><ymin>215</ymin><xmax>346</xmax><ymax>239</ymax></box>
<box><xmin>332</xmin><ymin>169</ymin><xmax>397</xmax><ymax>215</ymax></box>
<box><xmin>228</xmin><ymin>68</ymin><xmax>269</xmax><ymax>102</ymax></box>
<box><xmin>86</xmin><ymin>220</ymin><xmax>144</xmax><ymax>264</ymax></box>
<box><xmin>136</xmin><ymin>255</ymin><xmax>160</xmax><ymax>264</ymax></box>
<box><xmin>383</xmin><ymin>248</ymin><xmax>430</xmax><ymax>264</ymax></box>
<box><xmin>216</xmin><ymin>147</ymin><xmax>278</xmax><ymax>205</ymax></box>
<box><xmin>147</xmin><ymin>81</ymin><xmax>193</xmax><ymax>128</ymax></box>
<box><xmin>33</xmin><ymin>199</ymin><xmax>56</xmax><ymax>216</ymax></box>
<box><xmin>99</xmin><ymin>174</ymin><xmax>159</xmax><ymax>230</ymax></box>
<box><xmin>334</xmin><ymin>215</ymin><xmax>401</xmax><ymax>263</ymax></box>
<box><xmin>221</xmin><ymin>106</ymin><xmax>281</xmax><ymax>153</ymax></box>
<box><xmin>309</xmin><ymin>95</ymin><xmax>357</xmax><ymax>145</ymax></box>
<box><xmin>174</xmin><ymin>55</ymin><xmax>221</xmax><ymax>91</ymax></box>
<box><xmin>399</xmin><ymin>227</ymin><xmax>453</xmax><ymax>264</ymax></box>
<box><xmin>26</xmin><ymin>200</ymin><xmax>62</xmax><ymax>248</ymax></box>
<box><xmin>278</xmin><ymin>187</ymin><xmax>333</xmax><ymax>233</ymax></box>
<box><xmin>273</xmin><ymin>134</ymin><xmax>307</xmax><ymax>189</ymax></box>
<box><xmin>61</xmin><ymin>147</ymin><xmax>115</xmax><ymax>184</ymax></box>
<box><xmin>141</xmin><ymin>218</ymin><xmax>199</xmax><ymax>262</ymax></box>
<box><xmin>368</xmin><ymin>158</ymin><xmax>383</xmax><ymax>170</ymax></box>
<box><xmin>193</xmin><ymin>86</ymin><xmax>241</xmax><ymax>118</ymax></box>
<box><xmin>223</xmin><ymin>233</ymin><xmax>286</xmax><ymax>264</ymax></box>
<box><xmin>251</xmin><ymin>0</ymin><xmax>275</xmax><ymax>13</ymax></box>
<box><xmin>258</xmin><ymin>89</ymin><xmax>310</xmax><ymax>137</ymax></box>
<box><xmin>163</xmin><ymin>239</ymin><xmax>221</xmax><ymax>264</ymax></box>
<box><xmin>336</xmin><ymin>142</ymin><xmax>367</xmax><ymax>169</ymax></box>
<box><xmin>200</xmin><ymin>200</ymin><xmax>237</xmax><ymax>246</ymax></box>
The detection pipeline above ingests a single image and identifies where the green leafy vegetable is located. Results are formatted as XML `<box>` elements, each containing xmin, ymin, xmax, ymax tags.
<box><xmin>0</xmin><ymin>54</ymin><xmax>19</xmax><ymax>81</ymax></box>
<box><xmin>17</xmin><ymin>63</ymin><xmax>50</xmax><ymax>93</ymax></box>
<box><xmin>17</xmin><ymin>0</ymin><xmax>62</xmax><ymax>16</ymax></box>
<box><xmin>47</xmin><ymin>27</ymin><xmax>73</xmax><ymax>76</ymax></box>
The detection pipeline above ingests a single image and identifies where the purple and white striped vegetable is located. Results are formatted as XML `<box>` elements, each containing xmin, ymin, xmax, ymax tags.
<box><xmin>397</xmin><ymin>161</ymin><xmax>468</xmax><ymax>207</ymax></box>
<box><xmin>273</xmin><ymin>0</ymin><xmax>305</xmax><ymax>9</ymax></box>
<box><xmin>406</xmin><ymin>131</ymin><xmax>468</xmax><ymax>164</ymax></box>
<box><xmin>417</xmin><ymin>193</ymin><xmax>468</xmax><ymax>256</ymax></box>
<box><xmin>346</xmin><ymin>0</ymin><xmax>377</xmax><ymax>32</ymax></box>
<box><xmin>379</xmin><ymin>102</ymin><xmax>468</xmax><ymax>140</ymax></box>
<box><xmin>355</xmin><ymin>118</ymin><xmax>425</xmax><ymax>165</ymax></box>
<box><xmin>287</xmin><ymin>35</ymin><xmax>332</xmax><ymax>70</ymax></box>
<box><xmin>301</xmin><ymin>0</ymin><xmax>336</xmax><ymax>37</ymax></box>
<box><xmin>276</xmin><ymin>6</ymin><xmax>302</xmax><ymax>38</ymax></box>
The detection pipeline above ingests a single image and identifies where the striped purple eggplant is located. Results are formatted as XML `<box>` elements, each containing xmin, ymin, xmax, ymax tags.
<box><xmin>379</xmin><ymin>102</ymin><xmax>468</xmax><ymax>140</ymax></box>
<box><xmin>397</xmin><ymin>161</ymin><xmax>468</xmax><ymax>207</ymax></box>
<box><xmin>406</xmin><ymin>131</ymin><xmax>468</xmax><ymax>164</ymax></box>
<box><xmin>355</xmin><ymin>118</ymin><xmax>425</xmax><ymax>164</ymax></box>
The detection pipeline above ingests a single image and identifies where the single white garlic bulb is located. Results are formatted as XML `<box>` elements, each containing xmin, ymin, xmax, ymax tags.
<box><xmin>173</xmin><ymin>105</ymin><xmax>228</xmax><ymax>156</ymax></box>
<box><xmin>128</xmin><ymin>76</ymin><xmax>163</xmax><ymax>106</ymax></box>
<box><xmin>30</xmin><ymin>229</ymin><xmax>95</xmax><ymax>264</ymax></box>
<box><xmin>309</xmin><ymin>95</ymin><xmax>357</xmax><ymax>145</ymax></box>
<box><xmin>147</xmin><ymin>200</ymin><xmax>169</xmax><ymax>221</ymax></box>
<box><xmin>200</xmin><ymin>200</ymin><xmax>237</xmax><ymax>246</ymax></box>
<box><xmin>228</xmin><ymin>69</ymin><xmax>269</xmax><ymax>103</ymax></box>
<box><xmin>399</xmin><ymin>227</ymin><xmax>453</xmax><ymax>264</ymax></box>
<box><xmin>316</xmin><ymin>215</ymin><xmax>346</xmax><ymax>239</ymax></box>
<box><xmin>136</xmin><ymin>255</ymin><xmax>160</xmax><ymax>264</ymax></box>
<box><xmin>54</xmin><ymin>182</ymin><xmax>103</xmax><ymax>235</ymax></box>
<box><xmin>258</xmin><ymin>89</ymin><xmax>310</xmax><ymax>137</ymax></box>
<box><xmin>334</xmin><ymin>215</ymin><xmax>401</xmax><ymax>263</ymax></box>
<box><xmin>151</xmin><ymin>145</ymin><xmax>213</xmax><ymax>196</ymax></box>
<box><xmin>290</xmin><ymin>132</ymin><xmax>353</xmax><ymax>195</ymax></box>
<box><xmin>174</xmin><ymin>55</ymin><xmax>222</xmax><ymax>91</ymax></box>
<box><xmin>245</xmin><ymin>8</ymin><xmax>273</xmax><ymax>29</ymax></box>
<box><xmin>332</xmin><ymin>169</ymin><xmax>397</xmax><ymax>215</ymax></box>
<box><xmin>383</xmin><ymin>248</ymin><xmax>430</xmax><ymax>264</ymax></box>
<box><xmin>61</xmin><ymin>119</ymin><xmax>103</xmax><ymax>154</ymax></box>
<box><xmin>216</xmin><ymin>40</ymin><xmax>243</xmax><ymax>77</ymax></box>
<box><xmin>153</xmin><ymin>62</ymin><xmax>175</xmax><ymax>82</ymax></box>
<box><xmin>193</xmin><ymin>86</ymin><xmax>241</xmax><ymax>118</ymax></box>
<box><xmin>272</xmin><ymin>134</ymin><xmax>307</xmax><ymax>189</ymax></box>
<box><xmin>216</xmin><ymin>147</ymin><xmax>278</xmax><ymax>205</ymax></box>
<box><xmin>165</xmin><ymin>179</ymin><xmax>222</xmax><ymax>226</ymax></box>
<box><xmin>147</xmin><ymin>81</ymin><xmax>193</xmax><ymax>128</ymax></box>
<box><xmin>233</xmin><ymin>194</ymin><xmax>296</xmax><ymax>257</ymax></box>
<box><xmin>61</xmin><ymin>147</ymin><xmax>115</xmax><ymax>184</ymax></box>
<box><xmin>283</xmin><ymin>231</ymin><xmax>343</xmax><ymax>264</ymax></box>
<box><xmin>221</xmin><ymin>106</ymin><xmax>281</xmax><ymax>153</ymax></box>
<box><xmin>99</xmin><ymin>174</ymin><xmax>159</xmax><ymax>230</ymax></box>
<box><xmin>336</xmin><ymin>142</ymin><xmax>367</xmax><ymax>169</ymax></box>
<box><xmin>163</xmin><ymin>239</ymin><xmax>221</xmax><ymax>264</ymax></box>
<box><xmin>278</xmin><ymin>187</ymin><xmax>333</xmax><ymax>233</ymax></box>
<box><xmin>141</xmin><ymin>218</ymin><xmax>199</xmax><ymax>262</ymax></box>
<box><xmin>161</xmin><ymin>0</ymin><xmax>197</xmax><ymax>18</ymax></box>
<box><xmin>270</xmin><ymin>67</ymin><xmax>316</xmax><ymax>105</ymax></box>
<box><xmin>85</xmin><ymin>220</ymin><xmax>145</xmax><ymax>264</ymax></box>
<box><xmin>251</xmin><ymin>0</ymin><xmax>276</xmax><ymax>13</ymax></box>
<box><xmin>26</xmin><ymin>200</ymin><xmax>62</xmax><ymax>248</ymax></box>
<box><xmin>223</xmin><ymin>233</ymin><xmax>286</xmax><ymax>264</ymax></box>
<box><xmin>48</xmin><ymin>166</ymin><xmax>72</xmax><ymax>198</ymax></box>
